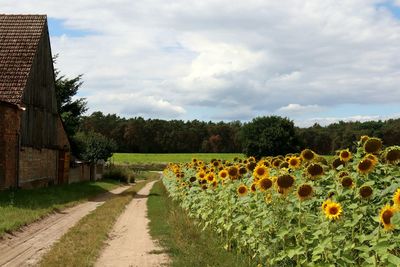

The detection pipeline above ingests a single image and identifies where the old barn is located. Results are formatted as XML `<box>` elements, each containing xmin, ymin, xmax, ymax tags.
<box><xmin>0</xmin><ymin>14</ymin><xmax>70</xmax><ymax>189</ymax></box>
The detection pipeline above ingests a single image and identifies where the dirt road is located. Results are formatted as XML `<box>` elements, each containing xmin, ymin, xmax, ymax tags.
<box><xmin>0</xmin><ymin>185</ymin><xmax>130</xmax><ymax>267</ymax></box>
<box><xmin>96</xmin><ymin>180</ymin><xmax>169</xmax><ymax>267</ymax></box>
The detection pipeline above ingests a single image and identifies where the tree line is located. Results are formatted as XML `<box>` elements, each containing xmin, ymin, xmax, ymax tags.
<box><xmin>78</xmin><ymin>112</ymin><xmax>400</xmax><ymax>156</ymax></box>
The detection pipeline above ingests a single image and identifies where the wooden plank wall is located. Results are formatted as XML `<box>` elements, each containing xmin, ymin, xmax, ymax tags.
<box><xmin>20</xmin><ymin>22</ymin><xmax>58</xmax><ymax>149</ymax></box>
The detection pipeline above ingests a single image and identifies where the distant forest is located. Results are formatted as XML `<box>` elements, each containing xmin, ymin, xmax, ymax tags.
<box><xmin>78</xmin><ymin>111</ymin><xmax>400</xmax><ymax>155</ymax></box>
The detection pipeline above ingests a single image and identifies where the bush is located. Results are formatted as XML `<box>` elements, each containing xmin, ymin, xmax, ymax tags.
<box><xmin>240</xmin><ymin>116</ymin><xmax>298</xmax><ymax>158</ymax></box>
<box><xmin>103</xmin><ymin>166</ymin><xmax>135</xmax><ymax>183</ymax></box>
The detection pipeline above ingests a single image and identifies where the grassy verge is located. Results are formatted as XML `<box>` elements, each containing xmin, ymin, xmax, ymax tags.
<box><xmin>147</xmin><ymin>181</ymin><xmax>254</xmax><ymax>267</ymax></box>
<box><xmin>0</xmin><ymin>179</ymin><xmax>121</xmax><ymax>237</ymax></box>
<box><xmin>39</xmin><ymin>172</ymin><xmax>160</xmax><ymax>267</ymax></box>
<box><xmin>112</xmin><ymin>153</ymin><xmax>244</xmax><ymax>165</ymax></box>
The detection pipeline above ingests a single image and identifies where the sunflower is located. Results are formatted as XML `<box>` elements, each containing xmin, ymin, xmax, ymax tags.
<box><xmin>201</xmin><ymin>184</ymin><xmax>208</xmax><ymax>190</ymax></box>
<box><xmin>218</xmin><ymin>169</ymin><xmax>228</xmax><ymax>179</ymax></box>
<box><xmin>228</xmin><ymin>166</ymin><xmax>239</xmax><ymax>179</ymax></box>
<box><xmin>364</xmin><ymin>137</ymin><xmax>383</xmax><ymax>154</ymax></box>
<box><xmin>263</xmin><ymin>160</ymin><xmax>272</xmax><ymax>168</ymax></box>
<box><xmin>324</xmin><ymin>202</ymin><xmax>343</xmax><ymax>220</ymax></box>
<box><xmin>239</xmin><ymin>166</ymin><xmax>247</xmax><ymax>175</ymax></box>
<box><xmin>276</xmin><ymin>174</ymin><xmax>295</xmax><ymax>193</ymax></box>
<box><xmin>272</xmin><ymin>159</ymin><xmax>282</xmax><ymax>168</ymax></box>
<box><xmin>393</xmin><ymin>188</ymin><xmax>400</xmax><ymax>207</ymax></box>
<box><xmin>357</xmin><ymin>158</ymin><xmax>375</xmax><ymax>174</ymax></box>
<box><xmin>258</xmin><ymin>177</ymin><xmax>273</xmax><ymax>191</ymax></box>
<box><xmin>321</xmin><ymin>199</ymin><xmax>332</xmax><ymax>212</ymax></box>
<box><xmin>339</xmin><ymin>149</ymin><xmax>352</xmax><ymax>162</ymax></box>
<box><xmin>384</xmin><ymin>146</ymin><xmax>400</xmax><ymax>164</ymax></box>
<box><xmin>248</xmin><ymin>156</ymin><xmax>256</xmax><ymax>162</ymax></box>
<box><xmin>189</xmin><ymin>176</ymin><xmax>197</xmax><ymax>183</ymax></box>
<box><xmin>246</xmin><ymin>162</ymin><xmax>257</xmax><ymax>171</ymax></box>
<box><xmin>359</xmin><ymin>185</ymin><xmax>373</xmax><ymax>199</ymax></box>
<box><xmin>338</xmin><ymin>171</ymin><xmax>349</xmax><ymax>179</ymax></box>
<box><xmin>379</xmin><ymin>204</ymin><xmax>397</xmax><ymax>231</ymax></box>
<box><xmin>306</xmin><ymin>163</ymin><xmax>324</xmax><ymax>179</ymax></box>
<box><xmin>360</xmin><ymin>135</ymin><xmax>369</xmax><ymax>144</ymax></box>
<box><xmin>250</xmin><ymin>182</ymin><xmax>257</xmax><ymax>192</ymax></box>
<box><xmin>211</xmin><ymin>180</ymin><xmax>218</xmax><ymax>188</ymax></box>
<box><xmin>288</xmin><ymin>156</ymin><xmax>301</xmax><ymax>169</ymax></box>
<box><xmin>365</xmin><ymin>153</ymin><xmax>379</xmax><ymax>165</ymax></box>
<box><xmin>301</xmin><ymin>149</ymin><xmax>315</xmax><ymax>161</ymax></box>
<box><xmin>332</xmin><ymin>158</ymin><xmax>346</xmax><ymax>170</ymax></box>
<box><xmin>207</xmin><ymin>173</ymin><xmax>216</xmax><ymax>183</ymax></box>
<box><xmin>341</xmin><ymin>176</ymin><xmax>354</xmax><ymax>188</ymax></box>
<box><xmin>280</xmin><ymin>161</ymin><xmax>289</xmax><ymax>169</ymax></box>
<box><xmin>212</xmin><ymin>160</ymin><xmax>220</xmax><ymax>167</ymax></box>
<box><xmin>237</xmin><ymin>184</ymin><xmax>248</xmax><ymax>197</ymax></box>
<box><xmin>297</xmin><ymin>184</ymin><xmax>313</xmax><ymax>201</ymax></box>
<box><xmin>253</xmin><ymin>165</ymin><xmax>269</xmax><ymax>179</ymax></box>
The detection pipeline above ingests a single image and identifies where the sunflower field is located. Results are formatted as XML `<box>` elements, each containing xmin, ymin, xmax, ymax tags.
<box><xmin>162</xmin><ymin>136</ymin><xmax>400</xmax><ymax>266</ymax></box>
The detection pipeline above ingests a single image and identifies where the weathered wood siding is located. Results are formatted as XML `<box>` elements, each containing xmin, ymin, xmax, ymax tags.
<box><xmin>20</xmin><ymin>21</ymin><xmax>58</xmax><ymax>149</ymax></box>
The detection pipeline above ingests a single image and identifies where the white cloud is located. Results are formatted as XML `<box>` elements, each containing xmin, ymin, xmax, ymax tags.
<box><xmin>277</xmin><ymin>104</ymin><xmax>323</xmax><ymax>115</ymax></box>
<box><xmin>297</xmin><ymin>114</ymin><xmax>400</xmax><ymax>127</ymax></box>
<box><xmin>3</xmin><ymin>0</ymin><xmax>400</xmax><ymax>121</ymax></box>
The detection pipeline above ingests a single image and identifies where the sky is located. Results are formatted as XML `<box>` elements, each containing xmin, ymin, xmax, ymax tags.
<box><xmin>2</xmin><ymin>0</ymin><xmax>400</xmax><ymax>127</ymax></box>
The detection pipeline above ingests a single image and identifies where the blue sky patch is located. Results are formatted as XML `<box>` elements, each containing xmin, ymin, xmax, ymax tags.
<box><xmin>377</xmin><ymin>1</ymin><xmax>400</xmax><ymax>19</ymax></box>
<box><xmin>48</xmin><ymin>18</ymin><xmax>94</xmax><ymax>37</ymax></box>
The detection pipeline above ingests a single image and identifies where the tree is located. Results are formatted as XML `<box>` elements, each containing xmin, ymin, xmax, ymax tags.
<box><xmin>53</xmin><ymin>56</ymin><xmax>88</xmax><ymax>137</ymax></box>
<box><xmin>74</xmin><ymin>132</ymin><xmax>117</xmax><ymax>163</ymax></box>
<box><xmin>240</xmin><ymin>116</ymin><xmax>298</xmax><ymax>158</ymax></box>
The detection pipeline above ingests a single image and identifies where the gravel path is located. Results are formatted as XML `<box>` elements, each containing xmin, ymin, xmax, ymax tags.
<box><xmin>96</xmin><ymin>180</ymin><xmax>169</xmax><ymax>267</ymax></box>
<box><xmin>0</xmin><ymin>185</ymin><xmax>130</xmax><ymax>267</ymax></box>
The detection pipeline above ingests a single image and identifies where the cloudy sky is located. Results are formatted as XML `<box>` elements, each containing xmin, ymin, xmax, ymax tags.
<box><xmin>3</xmin><ymin>0</ymin><xmax>400</xmax><ymax>126</ymax></box>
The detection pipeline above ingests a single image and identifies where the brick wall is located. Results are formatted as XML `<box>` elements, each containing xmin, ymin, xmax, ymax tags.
<box><xmin>18</xmin><ymin>147</ymin><xmax>57</xmax><ymax>188</ymax></box>
<box><xmin>0</xmin><ymin>104</ymin><xmax>20</xmax><ymax>189</ymax></box>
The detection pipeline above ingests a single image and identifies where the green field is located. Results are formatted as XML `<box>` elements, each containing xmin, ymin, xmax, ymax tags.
<box><xmin>111</xmin><ymin>153</ymin><xmax>244</xmax><ymax>164</ymax></box>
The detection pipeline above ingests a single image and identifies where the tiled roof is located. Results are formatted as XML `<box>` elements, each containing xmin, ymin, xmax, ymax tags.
<box><xmin>0</xmin><ymin>14</ymin><xmax>46</xmax><ymax>105</ymax></box>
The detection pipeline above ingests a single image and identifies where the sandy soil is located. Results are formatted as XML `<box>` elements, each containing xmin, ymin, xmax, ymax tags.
<box><xmin>96</xmin><ymin>180</ymin><xmax>169</xmax><ymax>267</ymax></box>
<box><xmin>0</xmin><ymin>185</ymin><xmax>130</xmax><ymax>267</ymax></box>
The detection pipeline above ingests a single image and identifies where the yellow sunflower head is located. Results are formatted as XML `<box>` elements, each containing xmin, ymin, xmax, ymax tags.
<box><xmin>288</xmin><ymin>156</ymin><xmax>301</xmax><ymax>169</ymax></box>
<box><xmin>250</xmin><ymin>182</ymin><xmax>257</xmax><ymax>193</ymax></box>
<box><xmin>239</xmin><ymin>166</ymin><xmax>247</xmax><ymax>175</ymax></box>
<box><xmin>297</xmin><ymin>184</ymin><xmax>313</xmax><ymax>201</ymax></box>
<box><xmin>246</xmin><ymin>162</ymin><xmax>257</xmax><ymax>171</ymax></box>
<box><xmin>218</xmin><ymin>169</ymin><xmax>228</xmax><ymax>180</ymax></box>
<box><xmin>306</xmin><ymin>163</ymin><xmax>324</xmax><ymax>179</ymax></box>
<box><xmin>393</xmin><ymin>188</ymin><xmax>400</xmax><ymax>207</ymax></box>
<box><xmin>324</xmin><ymin>202</ymin><xmax>343</xmax><ymax>221</ymax></box>
<box><xmin>197</xmin><ymin>171</ymin><xmax>206</xmax><ymax>180</ymax></box>
<box><xmin>341</xmin><ymin>176</ymin><xmax>354</xmax><ymax>188</ymax></box>
<box><xmin>279</xmin><ymin>161</ymin><xmax>289</xmax><ymax>169</ymax></box>
<box><xmin>276</xmin><ymin>174</ymin><xmax>295</xmax><ymax>194</ymax></box>
<box><xmin>228</xmin><ymin>166</ymin><xmax>239</xmax><ymax>179</ymax></box>
<box><xmin>364</xmin><ymin>137</ymin><xmax>383</xmax><ymax>154</ymax></box>
<box><xmin>379</xmin><ymin>204</ymin><xmax>398</xmax><ymax>231</ymax></box>
<box><xmin>360</xmin><ymin>135</ymin><xmax>369</xmax><ymax>144</ymax></box>
<box><xmin>359</xmin><ymin>185</ymin><xmax>373</xmax><ymax>199</ymax></box>
<box><xmin>189</xmin><ymin>176</ymin><xmax>197</xmax><ymax>183</ymax></box>
<box><xmin>272</xmin><ymin>158</ymin><xmax>283</xmax><ymax>168</ymax></box>
<box><xmin>258</xmin><ymin>177</ymin><xmax>273</xmax><ymax>191</ymax></box>
<box><xmin>339</xmin><ymin>149</ymin><xmax>352</xmax><ymax>162</ymax></box>
<box><xmin>301</xmin><ymin>149</ymin><xmax>315</xmax><ymax>161</ymax></box>
<box><xmin>357</xmin><ymin>158</ymin><xmax>375</xmax><ymax>174</ymax></box>
<box><xmin>237</xmin><ymin>184</ymin><xmax>248</xmax><ymax>197</ymax></box>
<box><xmin>253</xmin><ymin>165</ymin><xmax>269</xmax><ymax>179</ymax></box>
<box><xmin>384</xmin><ymin>146</ymin><xmax>400</xmax><ymax>164</ymax></box>
<box><xmin>321</xmin><ymin>199</ymin><xmax>332</xmax><ymax>212</ymax></box>
<box><xmin>332</xmin><ymin>158</ymin><xmax>346</xmax><ymax>170</ymax></box>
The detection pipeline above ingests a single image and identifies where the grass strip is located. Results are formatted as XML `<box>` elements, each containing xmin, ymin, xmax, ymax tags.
<box><xmin>0</xmin><ymin>179</ymin><xmax>121</xmax><ymax>237</ymax></box>
<box><xmin>39</xmin><ymin>172</ymin><xmax>160</xmax><ymax>267</ymax></box>
<box><xmin>112</xmin><ymin>153</ymin><xmax>245</xmax><ymax>164</ymax></box>
<box><xmin>147</xmin><ymin>181</ymin><xmax>255</xmax><ymax>267</ymax></box>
